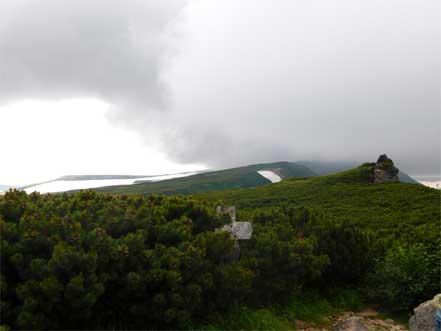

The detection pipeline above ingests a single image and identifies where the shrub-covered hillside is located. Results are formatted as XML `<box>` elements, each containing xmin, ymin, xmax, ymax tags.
<box><xmin>1</xmin><ymin>189</ymin><xmax>363</xmax><ymax>330</ymax></box>
<box><xmin>197</xmin><ymin>163</ymin><xmax>440</xmax><ymax>311</ymax></box>
<box><xmin>197</xmin><ymin>164</ymin><xmax>439</xmax><ymax>237</ymax></box>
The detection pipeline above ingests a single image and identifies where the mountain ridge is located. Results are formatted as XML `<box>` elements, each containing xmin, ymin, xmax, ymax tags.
<box><xmin>4</xmin><ymin>160</ymin><xmax>420</xmax><ymax>194</ymax></box>
<box><xmin>93</xmin><ymin>161</ymin><xmax>316</xmax><ymax>195</ymax></box>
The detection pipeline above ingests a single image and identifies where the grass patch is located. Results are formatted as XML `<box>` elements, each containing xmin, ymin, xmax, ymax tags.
<box><xmin>191</xmin><ymin>288</ymin><xmax>364</xmax><ymax>330</ymax></box>
<box><xmin>326</xmin><ymin>288</ymin><xmax>365</xmax><ymax>310</ymax></box>
<box><xmin>280</xmin><ymin>288</ymin><xmax>364</xmax><ymax>324</ymax></box>
<box><xmin>193</xmin><ymin>307</ymin><xmax>293</xmax><ymax>331</ymax></box>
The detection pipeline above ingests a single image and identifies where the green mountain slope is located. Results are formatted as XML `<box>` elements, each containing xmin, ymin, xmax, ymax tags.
<box><xmin>297</xmin><ymin>160</ymin><xmax>419</xmax><ymax>184</ymax></box>
<box><xmin>197</xmin><ymin>164</ymin><xmax>439</xmax><ymax>231</ymax></box>
<box><xmin>95</xmin><ymin>161</ymin><xmax>316</xmax><ymax>195</ymax></box>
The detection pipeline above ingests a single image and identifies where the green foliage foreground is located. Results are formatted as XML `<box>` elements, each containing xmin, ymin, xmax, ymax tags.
<box><xmin>198</xmin><ymin>164</ymin><xmax>440</xmax><ymax>312</ymax></box>
<box><xmin>1</xmin><ymin>164</ymin><xmax>439</xmax><ymax>329</ymax></box>
<box><xmin>1</xmin><ymin>190</ymin><xmax>353</xmax><ymax>330</ymax></box>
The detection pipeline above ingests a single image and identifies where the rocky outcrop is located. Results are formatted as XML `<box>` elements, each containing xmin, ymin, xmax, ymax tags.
<box><xmin>409</xmin><ymin>294</ymin><xmax>441</xmax><ymax>331</ymax></box>
<box><xmin>373</xmin><ymin>154</ymin><xmax>399</xmax><ymax>183</ymax></box>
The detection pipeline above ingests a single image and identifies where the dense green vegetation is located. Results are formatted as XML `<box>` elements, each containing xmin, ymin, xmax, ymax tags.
<box><xmin>367</xmin><ymin>242</ymin><xmax>440</xmax><ymax>312</ymax></box>
<box><xmin>94</xmin><ymin>162</ymin><xmax>315</xmax><ymax>195</ymax></box>
<box><xmin>197</xmin><ymin>164</ymin><xmax>440</xmax><ymax>308</ymax></box>
<box><xmin>1</xmin><ymin>163</ymin><xmax>438</xmax><ymax>329</ymax></box>
<box><xmin>1</xmin><ymin>186</ymin><xmax>378</xmax><ymax>330</ymax></box>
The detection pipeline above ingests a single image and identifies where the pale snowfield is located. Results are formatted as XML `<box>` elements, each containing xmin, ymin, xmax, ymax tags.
<box><xmin>413</xmin><ymin>175</ymin><xmax>441</xmax><ymax>190</ymax></box>
<box><xmin>20</xmin><ymin>172</ymin><xmax>198</xmax><ymax>194</ymax></box>
<box><xmin>257</xmin><ymin>170</ymin><xmax>282</xmax><ymax>183</ymax></box>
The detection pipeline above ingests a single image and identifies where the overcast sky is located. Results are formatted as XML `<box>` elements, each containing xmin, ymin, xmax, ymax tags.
<box><xmin>0</xmin><ymin>0</ymin><xmax>439</xmax><ymax>185</ymax></box>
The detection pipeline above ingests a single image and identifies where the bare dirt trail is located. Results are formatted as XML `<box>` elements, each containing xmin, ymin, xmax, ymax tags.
<box><xmin>295</xmin><ymin>307</ymin><xmax>406</xmax><ymax>331</ymax></box>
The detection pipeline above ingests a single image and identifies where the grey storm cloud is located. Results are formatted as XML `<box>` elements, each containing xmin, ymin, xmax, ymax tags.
<box><xmin>0</xmin><ymin>0</ymin><xmax>185</xmax><ymax>126</ymax></box>
<box><xmin>0</xmin><ymin>0</ymin><xmax>439</xmax><ymax>174</ymax></box>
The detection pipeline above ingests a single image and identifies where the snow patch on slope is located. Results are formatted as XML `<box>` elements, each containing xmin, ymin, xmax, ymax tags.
<box><xmin>257</xmin><ymin>170</ymin><xmax>282</xmax><ymax>183</ymax></box>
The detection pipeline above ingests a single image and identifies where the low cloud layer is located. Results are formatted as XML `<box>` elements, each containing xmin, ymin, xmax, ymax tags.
<box><xmin>0</xmin><ymin>0</ymin><xmax>185</xmax><ymax>127</ymax></box>
<box><xmin>0</xmin><ymin>0</ymin><xmax>439</xmax><ymax>174</ymax></box>
<box><xmin>165</xmin><ymin>0</ymin><xmax>440</xmax><ymax>174</ymax></box>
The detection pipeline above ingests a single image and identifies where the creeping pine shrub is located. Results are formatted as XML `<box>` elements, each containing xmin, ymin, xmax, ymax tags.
<box><xmin>367</xmin><ymin>243</ymin><xmax>440</xmax><ymax>311</ymax></box>
<box><xmin>0</xmin><ymin>191</ymin><xmax>330</xmax><ymax>330</ymax></box>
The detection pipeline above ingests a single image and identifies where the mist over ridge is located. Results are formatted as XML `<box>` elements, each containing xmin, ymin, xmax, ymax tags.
<box><xmin>0</xmin><ymin>0</ymin><xmax>439</xmax><ymax>175</ymax></box>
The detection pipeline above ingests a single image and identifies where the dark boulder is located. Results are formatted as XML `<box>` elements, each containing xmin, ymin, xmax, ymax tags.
<box><xmin>409</xmin><ymin>294</ymin><xmax>441</xmax><ymax>331</ymax></box>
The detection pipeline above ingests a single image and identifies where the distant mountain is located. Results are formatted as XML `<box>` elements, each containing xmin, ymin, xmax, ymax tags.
<box><xmin>0</xmin><ymin>185</ymin><xmax>11</xmax><ymax>192</ymax></box>
<box><xmin>296</xmin><ymin>160</ymin><xmax>358</xmax><ymax>175</ymax></box>
<box><xmin>12</xmin><ymin>159</ymin><xmax>419</xmax><ymax>195</ymax></box>
<box><xmin>21</xmin><ymin>171</ymin><xmax>201</xmax><ymax>194</ymax></box>
<box><xmin>397</xmin><ymin>171</ymin><xmax>419</xmax><ymax>184</ymax></box>
<box><xmin>57</xmin><ymin>175</ymin><xmax>150</xmax><ymax>181</ymax></box>
<box><xmin>20</xmin><ymin>175</ymin><xmax>151</xmax><ymax>190</ymax></box>
<box><xmin>297</xmin><ymin>160</ymin><xmax>419</xmax><ymax>184</ymax></box>
<box><xmin>95</xmin><ymin>161</ymin><xmax>316</xmax><ymax>195</ymax></box>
